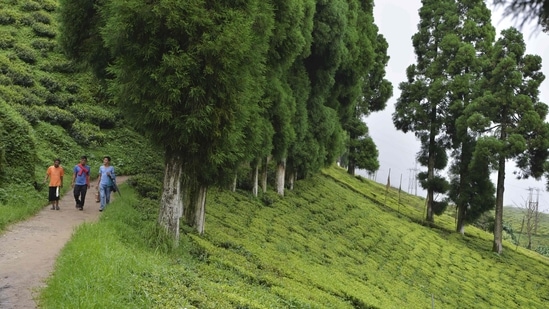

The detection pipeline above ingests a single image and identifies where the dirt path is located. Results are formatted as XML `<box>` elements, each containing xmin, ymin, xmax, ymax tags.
<box><xmin>0</xmin><ymin>176</ymin><xmax>128</xmax><ymax>309</ymax></box>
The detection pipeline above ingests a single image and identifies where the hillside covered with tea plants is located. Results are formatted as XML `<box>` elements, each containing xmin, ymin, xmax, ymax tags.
<box><xmin>39</xmin><ymin>166</ymin><xmax>549</xmax><ymax>308</ymax></box>
<box><xmin>0</xmin><ymin>0</ymin><xmax>163</xmax><ymax>198</ymax></box>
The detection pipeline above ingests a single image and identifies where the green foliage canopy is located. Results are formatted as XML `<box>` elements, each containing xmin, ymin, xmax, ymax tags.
<box><xmin>62</xmin><ymin>0</ymin><xmax>275</xmax><ymax>186</ymax></box>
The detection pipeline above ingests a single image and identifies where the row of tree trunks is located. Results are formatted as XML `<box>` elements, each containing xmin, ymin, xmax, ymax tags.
<box><xmin>184</xmin><ymin>183</ymin><xmax>207</xmax><ymax>235</ymax></box>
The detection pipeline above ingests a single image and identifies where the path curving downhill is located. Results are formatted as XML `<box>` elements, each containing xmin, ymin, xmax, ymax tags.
<box><xmin>0</xmin><ymin>176</ymin><xmax>128</xmax><ymax>309</ymax></box>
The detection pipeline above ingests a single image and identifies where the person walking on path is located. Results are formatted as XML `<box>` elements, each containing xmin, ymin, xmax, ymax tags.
<box><xmin>0</xmin><ymin>175</ymin><xmax>128</xmax><ymax>309</ymax></box>
<box><xmin>96</xmin><ymin>156</ymin><xmax>116</xmax><ymax>212</ymax></box>
<box><xmin>44</xmin><ymin>158</ymin><xmax>64</xmax><ymax>210</ymax></box>
<box><xmin>71</xmin><ymin>155</ymin><xmax>91</xmax><ymax>211</ymax></box>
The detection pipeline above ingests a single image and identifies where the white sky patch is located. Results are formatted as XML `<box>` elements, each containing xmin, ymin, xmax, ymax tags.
<box><xmin>365</xmin><ymin>0</ymin><xmax>549</xmax><ymax>212</ymax></box>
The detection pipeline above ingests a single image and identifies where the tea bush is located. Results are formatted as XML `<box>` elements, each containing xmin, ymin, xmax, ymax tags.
<box><xmin>127</xmin><ymin>174</ymin><xmax>162</xmax><ymax>199</ymax></box>
<box><xmin>31</xmin><ymin>22</ymin><xmax>56</xmax><ymax>38</ymax></box>
<box><xmin>69</xmin><ymin>120</ymin><xmax>104</xmax><ymax>147</ymax></box>
<box><xmin>15</xmin><ymin>44</ymin><xmax>37</xmax><ymax>64</ymax></box>
<box><xmin>33</xmin><ymin>121</ymin><xmax>82</xmax><ymax>167</ymax></box>
<box><xmin>20</xmin><ymin>1</ymin><xmax>42</xmax><ymax>12</ymax></box>
<box><xmin>31</xmin><ymin>11</ymin><xmax>50</xmax><ymax>24</ymax></box>
<box><xmin>68</xmin><ymin>103</ymin><xmax>117</xmax><ymax>129</ymax></box>
<box><xmin>0</xmin><ymin>9</ymin><xmax>19</xmax><ymax>25</ymax></box>
<box><xmin>0</xmin><ymin>100</ymin><xmax>37</xmax><ymax>184</ymax></box>
<box><xmin>31</xmin><ymin>38</ymin><xmax>55</xmax><ymax>52</ymax></box>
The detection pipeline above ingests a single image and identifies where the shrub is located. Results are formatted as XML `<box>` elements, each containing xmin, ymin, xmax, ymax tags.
<box><xmin>19</xmin><ymin>90</ymin><xmax>43</xmax><ymax>107</ymax></box>
<box><xmin>0</xmin><ymin>10</ymin><xmax>19</xmax><ymax>25</ymax></box>
<box><xmin>32</xmin><ymin>22</ymin><xmax>56</xmax><ymax>38</ymax></box>
<box><xmin>40</xmin><ymin>0</ymin><xmax>58</xmax><ymax>12</ymax></box>
<box><xmin>68</xmin><ymin>103</ymin><xmax>117</xmax><ymax>129</ymax></box>
<box><xmin>31</xmin><ymin>38</ymin><xmax>55</xmax><ymax>52</ymax></box>
<box><xmin>70</xmin><ymin>120</ymin><xmax>105</xmax><ymax>147</ymax></box>
<box><xmin>37</xmin><ymin>105</ymin><xmax>75</xmax><ymax>128</ymax></box>
<box><xmin>29</xmin><ymin>86</ymin><xmax>48</xmax><ymax>102</ymax></box>
<box><xmin>0</xmin><ymin>100</ymin><xmax>37</xmax><ymax>184</ymax></box>
<box><xmin>19</xmin><ymin>15</ymin><xmax>34</xmax><ymax>26</ymax></box>
<box><xmin>45</xmin><ymin>92</ymin><xmax>68</xmax><ymax>108</ymax></box>
<box><xmin>0</xmin><ymin>85</ymin><xmax>25</xmax><ymax>104</ymax></box>
<box><xmin>0</xmin><ymin>75</ymin><xmax>11</xmax><ymax>86</ymax></box>
<box><xmin>0</xmin><ymin>32</ymin><xmax>15</xmax><ymax>49</ymax></box>
<box><xmin>21</xmin><ymin>1</ymin><xmax>42</xmax><ymax>12</ymax></box>
<box><xmin>40</xmin><ymin>76</ymin><xmax>61</xmax><ymax>93</ymax></box>
<box><xmin>33</xmin><ymin>121</ymin><xmax>82</xmax><ymax>167</ymax></box>
<box><xmin>32</xmin><ymin>11</ymin><xmax>50</xmax><ymax>24</ymax></box>
<box><xmin>65</xmin><ymin>83</ymin><xmax>79</xmax><ymax>94</ymax></box>
<box><xmin>7</xmin><ymin>67</ymin><xmax>34</xmax><ymax>87</ymax></box>
<box><xmin>128</xmin><ymin>174</ymin><xmax>162</xmax><ymax>199</ymax></box>
<box><xmin>14</xmin><ymin>104</ymin><xmax>41</xmax><ymax>125</ymax></box>
<box><xmin>0</xmin><ymin>55</ymin><xmax>10</xmax><ymax>73</ymax></box>
<box><xmin>15</xmin><ymin>45</ymin><xmax>38</xmax><ymax>64</ymax></box>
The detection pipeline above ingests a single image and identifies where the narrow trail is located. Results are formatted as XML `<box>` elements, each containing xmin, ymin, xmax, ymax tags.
<box><xmin>0</xmin><ymin>176</ymin><xmax>128</xmax><ymax>309</ymax></box>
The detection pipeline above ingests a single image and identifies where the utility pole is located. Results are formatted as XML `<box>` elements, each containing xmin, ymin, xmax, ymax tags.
<box><xmin>534</xmin><ymin>188</ymin><xmax>540</xmax><ymax>235</ymax></box>
<box><xmin>525</xmin><ymin>187</ymin><xmax>539</xmax><ymax>249</ymax></box>
<box><xmin>407</xmin><ymin>163</ymin><xmax>419</xmax><ymax>196</ymax></box>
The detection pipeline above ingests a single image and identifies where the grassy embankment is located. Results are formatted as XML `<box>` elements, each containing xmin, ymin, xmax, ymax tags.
<box><xmin>38</xmin><ymin>166</ymin><xmax>549</xmax><ymax>308</ymax></box>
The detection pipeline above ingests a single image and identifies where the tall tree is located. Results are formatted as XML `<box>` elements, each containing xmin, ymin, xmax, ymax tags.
<box><xmin>59</xmin><ymin>0</ymin><xmax>274</xmax><ymax>239</ymax></box>
<box><xmin>473</xmin><ymin>28</ymin><xmax>549</xmax><ymax>253</ymax></box>
<box><xmin>265</xmin><ymin>0</ymin><xmax>315</xmax><ymax>196</ymax></box>
<box><xmin>444</xmin><ymin>0</ymin><xmax>497</xmax><ymax>234</ymax></box>
<box><xmin>293</xmin><ymin>0</ymin><xmax>348</xmax><ymax>179</ymax></box>
<box><xmin>346</xmin><ymin>31</ymin><xmax>392</xmax><ymax>176</ymax></box>
<box><xmin>331</xmin><ymin>0</ymin><xmax>392</xmax><ymax>176</ymax></box>
<box><xmin>393</xmin><ymin>0</ymin><xmax>456</xmax><ymax>223</ymax></box>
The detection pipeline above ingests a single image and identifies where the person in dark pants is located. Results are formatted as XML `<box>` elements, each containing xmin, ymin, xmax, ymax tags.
<box><xmin>44</xmin><ymin>158</ymin><xmax>64</xmax><ymax>210</ymax></box>
<box><xmin>71</xmin><ymin>156</ymin><xmax>90</xmax><ymax>210</ymax></box>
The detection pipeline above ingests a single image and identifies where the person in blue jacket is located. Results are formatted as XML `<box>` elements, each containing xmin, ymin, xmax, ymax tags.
<box><xmin>95</xmin><ymin>156</ymin><xmax>116</xmax><ymax>212</ymax></box>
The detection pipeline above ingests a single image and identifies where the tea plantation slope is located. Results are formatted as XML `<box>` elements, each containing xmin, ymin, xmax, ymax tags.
<box><xmin>195</xmin><ymin>166</ymin><xmax>549</xmax><ymax>308</ymax></box>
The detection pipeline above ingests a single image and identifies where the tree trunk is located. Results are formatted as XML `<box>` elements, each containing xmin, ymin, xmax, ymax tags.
<box><xmin>252</xmin><ymin>162</ymin><xmax>259</xmax><ymax>197</ymax></box>
<box><xmin>492</xmin><ymin>152</ymin><xmax>506</xmax><ymax>254</ymax></box>
<box><xmin>347</xmin><ymin>155</ymin><xmax>355</xmax><ymax>176</ymax></box>
<box><xmin>193</xmin><ymin>186</ymin><xmax>207</xmax><ymax>235</ymax></box>
<box><xmin>276</xmin><ymin>159</ymin><xmax>286</xmax><ymax>196</ymax></box>
<box><xmin>456</xmin><ymin>147</ymin><xmax>468</xmax><ymax>235</ymax></box>
<box><xmin>288</xmin><ymin>169</ymin><xmax>295</xmax><ymax>190</ymax></box>
<box><xmin>158</xmin><ymin>149</ymin><xmax>184</xmax><ymax>246</ymax></box>
<box><xmin>425</xmin><ymin>105</ymin><xmax>437</xmax><ymax>223</ymax></box>
<box><xmin>232</xmin><ymin>172</ymin><xmax>237</xmax><ymax>192</ymax></box>
<box><xmin>426</xmin><ymin>148</ymin><xmax>435</xmax><ymax>223</ymax></box>
<box><xmin>261</xmin><ymin>156</ymin><xmax>270</xmax><ymax>193</ymax></box>
<box><xmin>183</xmin><ymin>178</ymin><xmax>208</xmax><ymax>235</ymax></box>
<box><xmin>456</xmin><ymin>204</ymin><xmax>466</xmax><ymax>234</ymax></box>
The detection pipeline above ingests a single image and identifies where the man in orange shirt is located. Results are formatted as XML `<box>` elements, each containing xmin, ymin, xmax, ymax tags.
<box><xmin>44</xmin><ymin>158</ymin><xmax>64</xmax><ymax>210</ymax></box>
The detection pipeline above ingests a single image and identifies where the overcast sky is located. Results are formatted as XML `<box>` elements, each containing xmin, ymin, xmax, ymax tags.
<box><xmin>364</xmin><ymin>1</ymin><xmax>549</xmax><ymax>212</ymax></box>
